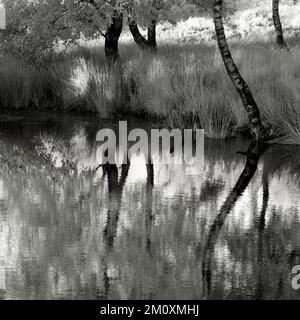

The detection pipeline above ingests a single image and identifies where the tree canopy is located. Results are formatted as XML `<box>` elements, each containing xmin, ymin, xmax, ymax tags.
<box><xmin>0</xmin><ymin>0</ymin><xmax>204</xmax><ymax>58</ymax></box>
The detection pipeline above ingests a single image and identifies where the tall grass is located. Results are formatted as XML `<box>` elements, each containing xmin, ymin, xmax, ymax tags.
<box><xmin>0</xmin><ymin>54</ymin><xmax>126</xmax><ymax>118</ymax></box>
<box><xmin>1</xmin><ymin>42</ymin><xmax>300</xmax><ymax>143</ymax></box>
<box><xmin>0</xmin><ymin>57</ymin><xmax>68</xmax><ymax>111</ymax></box>
<box><xmin>240</xmin><ymin>46</ymin><xmax>300</xmax><ymax>144</ymax></box>
<box><xmin>65</xmin><ymin>57</ymin><xmax>126</xmax><ymax>117</ymax></box>
<box><xmin>124</xmin><ymin>51</ymin><xmax>236</xmax><ymax>138</ymax></box>
<box><xmin>0</xmin><ymin>56</ymin><xmax>33</xmax><ymax>109</ymax></box>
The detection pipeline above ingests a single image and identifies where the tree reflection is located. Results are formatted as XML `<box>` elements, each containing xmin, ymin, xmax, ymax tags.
<box><xmin>202</xmin><ymin>141</ymin><xmax>269</xmax><ymax>296</ymax></box>
<box><xmin>145</xmin><ymin>164</ymin><xmax>154</xmax><ymax>253</ymax></box>
<box><xmin>256</xmin><ymin>167</ymin><xmax>270</xmax><ymax>299</ymax></box>
<box><xmin>2</xmin><ymin>118</ymin><xmax>300</xmax><ymax>299</ymax></box>
<box><xmin>103</xmin><ymin>163</ymin><xmax>130</xmax><ymax>248</ymax></box>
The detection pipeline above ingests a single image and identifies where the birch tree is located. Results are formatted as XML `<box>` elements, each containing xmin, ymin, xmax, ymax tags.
<box><xmin>211</xmin><ymin>0</ymin><xmax>268</xmax><ymax>140</ymax></box>
<box><xmin>272</xmin><ymin>0</ymin><xmax>288</xmax><ymax>49</ymax></box>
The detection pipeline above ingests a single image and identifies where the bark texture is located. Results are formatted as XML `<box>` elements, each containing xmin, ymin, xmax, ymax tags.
<box><xmin>213</xmin><ymin>0</ymin><xmax>268</xmax><ymax>140</ymax></box>
<box><xmin>105</xmin><ymin>13</ymin><xmax>123</xmax><ymax>63</ymax></box>
<box><xmin>127</xmin><ymin>0</ymin><xmax>158</xmax><ymax>51</ymax></box>
<box><xmin>272</xmin><ymin>0</ymin><xmax>288</xmax><ymax>49</ymax></box>
<box><xmin>128</xmin><ymin>15</ymin><xmax>157</xmax><ymax>51</ymax></box>
<box><xmin>147</xmin><ymin>19</ymin><xmax>157</xmax><ymax>49</ymax></box>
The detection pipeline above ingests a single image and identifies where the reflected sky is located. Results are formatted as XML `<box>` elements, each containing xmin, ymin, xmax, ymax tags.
<box><xmin>0</xmin><ymin>112</ymin><xmax>300</xmax><ymax>300</ymax></box>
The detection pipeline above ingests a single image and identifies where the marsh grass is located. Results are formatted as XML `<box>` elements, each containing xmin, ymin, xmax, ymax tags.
<box><xmin>241</xmin><ymin>46</ymin><xmax>300</xmax><ymax>144</ymax></box>
<box><xmin>0</xmin><ymin>56</ymin><xmax>33</xmax><ymax>109</ymax></box>
<box><xmin>1</xmin><ymin>42</ymin><xmax>300</xmax><ymax>143</ymax></box>
<box><xmin>65</xmin><ymin>57</ymin><xmax>126</xmax><ymax>117</ymax></box>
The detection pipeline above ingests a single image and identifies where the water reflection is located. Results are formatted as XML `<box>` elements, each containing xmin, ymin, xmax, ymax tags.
<box><xmin>202</xmin><ymin>141</ymin><xmax>269</xmax><ymax>297</ymax></box>
<box><xmin>103</xmin><ymin>163</ymin><xmax>130</xmax><ymax>248</ymax></box>
<box><xmin>0</xmin><ymin>113</ymin><xmax>300</xmax><ymax>299</ymax></box>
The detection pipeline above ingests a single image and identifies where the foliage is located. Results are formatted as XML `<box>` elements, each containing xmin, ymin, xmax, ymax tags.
<box><xmin>1</xmin><ymin>0</ymin><xmax>126</xmax><ymax>59</ymax></box>
<box><xmin>0</xmin><ymin>0</ymin><xmax>211</xmax><ymax>59</ymax></box>
<box><xmin>0</xmin><ymin>0</ymin><xmax>193</xmax><ymax>59</ymax></box>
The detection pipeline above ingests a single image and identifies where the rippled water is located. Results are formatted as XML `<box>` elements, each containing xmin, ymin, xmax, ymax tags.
<box><xmin>0</xmin><ymin>112</ymin><xmax>300</xmax><ymax>300</ymax></box>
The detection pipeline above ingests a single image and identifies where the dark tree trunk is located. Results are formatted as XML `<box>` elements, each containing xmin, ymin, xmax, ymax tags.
<box><xmin>213</xmin><ymin>0</ymin><xmax>268</xmax><ymax>140</ymax></box>
<box><xmin>105</xmin><ymin>13</ymin><xmax>123</xmax><ymax>63</ymax></box>
<box><xmin>128</xmin><ymin>15</ymin><xmax>157</xmax><ymax>51</ymax></box>
<box><xmin>272</xmin><ymin>0</ymin><xmax>288</xmax><ymax>49</ymax></box>
<box><xmin>127</xmin><ymin>0</ymin><xmax>158</xmax><ymax>51</ymax></box>
<box><xmin>128</xmin><ymin>16</ymin><xmax>150</xmax><ymax>49</ymax></box>
<box><xmin>147</xmin><ymin>19</ymin><xmax>157</xmax><ymax>49</ymax></box>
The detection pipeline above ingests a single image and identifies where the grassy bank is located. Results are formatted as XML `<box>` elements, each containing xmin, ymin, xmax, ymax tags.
<box><xmin>1</xmin><ymin>41</ymin><xmax>300</xmax><ymax>144</ymax></box>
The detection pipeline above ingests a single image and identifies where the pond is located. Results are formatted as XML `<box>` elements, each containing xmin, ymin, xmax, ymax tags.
<box><xmin>0</xmin><ymin>112</ymin><xmax>300</xmax><ymax>300</ymax></box>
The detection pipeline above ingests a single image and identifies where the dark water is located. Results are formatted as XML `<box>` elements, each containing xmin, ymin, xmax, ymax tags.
<box><xmin>0</xmin><ymin>112</ymin><xmax>300</xmax><ymax>300</ymax></box>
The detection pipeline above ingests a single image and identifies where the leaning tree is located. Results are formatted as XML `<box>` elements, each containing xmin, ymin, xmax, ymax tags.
<box><xmin>210</xmin><ymin>0</ymin><xmax>268</xmax><ymax>140</ymax></box>
<box><xmin>272</xmin><ymin>0</ymin><xmax>288</xmax><ymax>50</ymax></box>
<box><xmin>127</xmin><ymin>0</ymin><xmax>160</xmax><ymax>51</ymax></box>
<box><xmin>127</xmin><ymin>0</ymin><xmax>202</xmax><ymax>51</ymax></box>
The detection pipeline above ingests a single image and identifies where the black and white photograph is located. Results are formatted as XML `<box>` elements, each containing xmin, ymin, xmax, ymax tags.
<box><xmin>0</xmin><ymin>0</ymin><xmax>300</xmax><ymax>309</ymax></box>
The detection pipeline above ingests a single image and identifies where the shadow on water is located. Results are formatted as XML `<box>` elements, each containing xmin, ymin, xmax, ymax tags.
<box><xmin>0</xmin><ymin>113</ymin><xmax>300</xmax><ymax>299</ymax></box>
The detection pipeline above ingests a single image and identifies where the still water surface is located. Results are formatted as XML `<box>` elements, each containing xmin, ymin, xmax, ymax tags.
<box><xmin>0</xmin><ymin>112</ymin><xmax>300</xmax><ymax>300</ymax></box>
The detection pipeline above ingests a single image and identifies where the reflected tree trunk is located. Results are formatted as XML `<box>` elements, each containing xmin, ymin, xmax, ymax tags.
<box><xmin>212</xmin><ymin>0</ymin><xmax>268</xmax><ymax>140</ymax></box>
<box><xmin>202</xmin><ymin>141</ymin><xmax>268</xmax><ymax>296</ymax></box>
<box><xmin>102</xmin><ymin>162</ymin><xmax>130</xmax><ymax>298</ymax></box>
<box><xmin>256</xmin><ymin>169</ymin><xmax>269</xmax><ymax>300</ymax></box>
<box><xmin>103</xmin><ymin>163</ymin><xmax>130</xmax><ymax>248</ymax></box>
<box><xmin>103</xmin><ymin>263</ymin><xmax>110</xmax><ymax>299</ymax></box>
<box><xmin>272</xmin><ymin>0</ymin><xmax>288</xmax><ymax>50</ymax></box>
<box><xmin>105</xmin><ymin>12</ymin><xmax>123</xmax><ymax>64</ymax></box>
<box><xmin>145</xmin><ymin>164</ymin><xmax>154</xmax><ymax>252</ymax></box>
